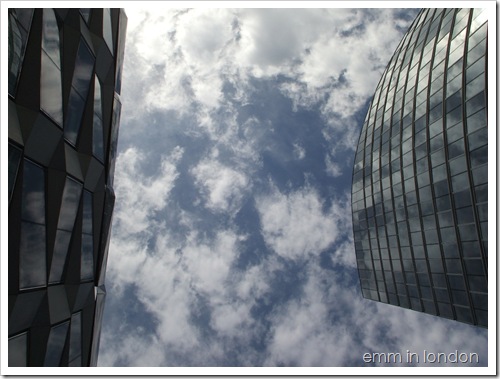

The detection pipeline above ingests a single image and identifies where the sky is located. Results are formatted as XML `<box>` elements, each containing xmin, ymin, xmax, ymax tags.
<box><xmin>97</xmin><ymin>5</ymin><xmax>489</xmax><ymax>371</ymax></box>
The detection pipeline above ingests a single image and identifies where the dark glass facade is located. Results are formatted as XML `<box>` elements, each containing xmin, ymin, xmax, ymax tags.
<box><xmin>8</xmin><ymin>9</ymin><xmax>127</xmax><ymax>366</ymax></box>
<box><xmin>352</xmin><ymin>9</ymin><xmax>488</xmax><ymax>327</ymax></box>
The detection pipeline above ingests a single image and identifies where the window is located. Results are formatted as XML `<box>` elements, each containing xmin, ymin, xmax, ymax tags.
<box><xmin>93</xmin><ymin>76</ymin><xmax>105</xmax><ymax>161</ymax></box>
<box><xmin>69</xmin><ymin>312</ymin><xmax>82</xmax><ymax>366</ymax></box>
<box><xmin>65</xmin><ymin>39</ymin><xmax>95</xmax><ymax>145</ymax></box>
<box><xmin>49</xmin><ymin>177</ymin><xmax>83</xmax><ymax>283</ymax></box>
<box><xmin>44</xmin><ymin>322</ymin><xmax>69</xmax><ymax>366</ymax></box>
<box><xmin>40</xmin><ymin>9</ymin><xmax>63</xmax><ymax>125</ymax></box>
<box><xmin>81</xmin><ymin>190</ymin><xmax>94</xmax><ymax>280</ymax></box>
<box><xmin>9</xmin><ymin>332</ymin><xmax>28</xmax><ymax>367</ymax></box>
<box><xmin>20</xmin><ymin>160</ymin><xmax>46</xmax><ymax>289</ymax></box>
<box><xmin>9</xmin><ymin>143</ymin><xmax>22</xmax><ymax>202</ymax></box>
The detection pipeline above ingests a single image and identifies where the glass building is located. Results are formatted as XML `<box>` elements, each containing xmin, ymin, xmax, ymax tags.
<box><xmin>351</xmin><ymin>9</ymin><xmax>488</xmax><ymax>327</ymax></box>
<box><xmin>8</xmin><ymin>9</ymin><xmax>127</xmax><ymax>366</ymax></box>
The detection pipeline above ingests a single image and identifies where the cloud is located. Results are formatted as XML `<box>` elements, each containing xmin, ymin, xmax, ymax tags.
<box><xmin>293</xmin><ymin>143</ymin><xmax>306</xmax><ymax>160</ymax></box>
<box><xmin>190</xmin><ymin>153</ymin><xmax>250</xmax><ymax>214</ymax></box>
<box><xmin>256</xmin><ymin>184</ymin><xmax>350</xmax><ymax>261</ymax></box>
<box><xmin>113</xmin><ymin>145</ymin><xmax>183</xmax><ymax>235</ymax></box>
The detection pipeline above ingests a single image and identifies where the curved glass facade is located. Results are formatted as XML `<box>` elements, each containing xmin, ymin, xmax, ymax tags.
<box><xmin>352</xmin><ymin>9</ymin><xmax>488</xmax><ymax>327</ymax></box>
<box><xmin>8</xmin><ymin>9</ymin><xmax>127</xmax><ymax>366</ymax></box>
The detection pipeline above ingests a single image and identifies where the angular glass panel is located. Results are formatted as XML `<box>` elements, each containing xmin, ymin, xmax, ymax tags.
<box><xmin>92</xmin><ymin>115</ymin><xmax>104</xmax><ymax>162</ymax></box>
<box><xmin>83</xmin><ymin>190</ymin><xmax>93</xmax><ymax>234</ymax></box>
<box><xmin>93</xmin><ymin>76</ymin><xmax>102</xmax><ymax>119</ymax></box>
<box><xmin>58</xmin><ymin>177</ymin><xmax>83</xmax><ymax>231</ymax></box>
<box><xmin>64</xmin><ymin>39</ymin><xmax>94</xmax><ymax>144</ymax></box>
<box><xmin>9</xmin><ymin>332</ymin><xmax>28</xmax><ymax>367</ymax></box>
<box><xmin>103</xmin><ymin>9</ymin><xmax>114</xmax><ymax>54</ymax></box>
<box><xmin>80</xmin><ymin>9</ymin><xmax>91</xmax><ymax>23</ymax></box>
<box><xmin>71</xmin><ymin>39</ymin><xmax>95</xmax><ymax>99</ymax></box>
<box><xmin>42</xmin><ymin>9</ymin><xmax>60</xmax><ymax>66</ymax></box>
<box><xmin>9</xmin><ymin>143</ymin><xmax>22</xmax><ymax>203</ymax></box>
<box><xmin>21</xmin><ymin>160</ymin><xmax>45</xmax><ymax>224</ymax></box>
<box><xmin>81</xmin><ymin>234</ymin><xmax>94</xmax><ymax>281</ymax></box>
<box><xmin>49</xmin><ymin>230</ymin><xmax>71</xmax><ymax>284</ymax></box>
<box><xmin>8</xmin><ymin>11</ymin><xmax>23</xmax><ymax>95</ymax></box>
<box><xmin>44</xmin><ymin>321</ymin><xmax>69</xmax><ymax>366</ymax></box>
<box><xmin>90</xmin><ymin>287</ymin><xmax>106</xmax><ymax>365</ymax></box>
<box><xmin>107</xmin><ymin>95</ymin><xmax>122</xmax><ymax>186</ymax></box>
<box><xmin>64</xmin><ymin>88</ymin><xmax>85</xmax><ymax>145</ymax></box>
<box><xmin>40</xmin><ymin>51</ymin><xmax>63</xmax><ymax>125</ymax></box>
<box><xmin>69</xmin><ymin>312</ymin><xmax>82</xmax><ymax>366</ymax></box>
<box><xmin>93</xmin><ymin>77</ymin><xmax>104</xmax><ymax>161</ymax></box>
<box><xmin>19</xmin><ymin>222</ymin><xmax>46</xmax><ymax>289</ymax></box>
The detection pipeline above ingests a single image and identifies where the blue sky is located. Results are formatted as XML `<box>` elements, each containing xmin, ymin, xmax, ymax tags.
<box><xmin>97</xmin><ymin>6</ymin><xmax>488</xmax><ymax>370</ymax></box>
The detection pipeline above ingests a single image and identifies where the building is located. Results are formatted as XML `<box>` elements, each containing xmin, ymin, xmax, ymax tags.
<box><xmin>8</xmin><ymin>9</ymin><xmax>127</xmax><ymax>366</ymax></box>
<box><xmin>351</xmin><ymin>8</ymin><xmax>488</xmax><ymax>327</ymax></box>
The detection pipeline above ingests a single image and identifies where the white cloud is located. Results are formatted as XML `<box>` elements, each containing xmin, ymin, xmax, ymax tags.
<box><xmin>113</xmin><ymin>146</ymin><xmax>183</xmax><ymax>235</ymax></box>
<box><xmin>191</xmin><ymin>155</ymin><xmax>250</xmax><ymax>214</ymax></box>
<box><xmin>325</xmin><ymin>154</ymin><xmax>342</xmax><ymax>177</ymax></box>
<box><xmin>121</xmin><ymin>8</ymin><xmax>416</xmax><ymax>126</ymax></box>
<box><xmin>293</xmin><ymin>143</ymin><xmax>306</xmax><ymax>160</ymax></box>
<box><xmin>256</xmin><ymin>184</ymin><xmax>350</xmax><ymax>261</ymax></box>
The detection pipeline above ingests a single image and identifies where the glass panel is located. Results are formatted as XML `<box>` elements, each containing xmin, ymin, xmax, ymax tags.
<box><xmin>103</xmin><ymin>9</ymin><xmax>114</xmax><ymax>54</ymax></box>
<box><xmin>9</xmin><ymin>143</ymin><xmax>22</xmax><ymax>202</ymax></box>
<box><xmin>80</xmin><ymin>9</ymin><xmax>91</xmax><ymax>24</ymax></box>
<box><xmin>92</xmin><ymin>115</ymin><xmax>104</xmax><ymax>162</ymax></box>
<box><xmin>81</xmin><ymin>234</ymin><xmax>94</xmax><ymax>281</ymax></box>
<box><xmin>64</xmin><ymin>39</ymin><xmax>95</xmax><ymax>145</ymax></box>
<box><xmin>81</xmin><ymin>191</ymin><xmax>94</xmax><ymax>281</ymax></box>
<box><xmin>42</xmin><ymin>9</ymin><xmax>60</xmax><ymax>66</ymax></box>
<box><xmin>107</xmin><ymin>95</ymin><xmax>122</xmax><ymax>186</ymax></box>
<box><xmin>93</xmin><ymin>76</ymin><xmax>102</xmax><ymax>119</ymax></box>
<box><xmin>21</xmin><ymin>160</ymin><xmax>45</xmax><ymax>224</ymax></box>
<box><xmin>83</xmin><ymin>190</ymin><xmax>93</xmax><ymax>234</ymax></box>
<box><xmin>71</xmin><ymin>39</ymin><xmax>94</xmax><ymax>99</ymax></box>
<box><xmin>44</xmin><ymin>321</ymin><xmax>69</xmax><ymax>366</ymax></box>
<box><xmin>93</xmin><ymin>77</ymin><xmax>104</xmax><ymax>161</ymax></box>
<box><xmin>20</xmin><ymin>160</ymin><xmax>46</xmax><ymax>288</ymax></box>
<box><xmin>9</xmin><ymin>332</ymin><xmax>28</xmax><ymax>367</ymax></box>
<box><xmin>69</xmin><ymin>312</ymin><xmax>82</xmax><ymax>365</ymax></box>
<box><xmin>19</xmin><ymin>222</ymin><xmax>46</xmax><ymax>288</ymax></box>
<box><xmin>8</xmin><ymin>11</ymin><xmax>23</xmax><ymax>95</ymax></box>
<box><xmin>40</xmin><ymin>51</ymin><xmax>63</xmax><ymax>125</ymax></box>
<box><xmin>64</xmin><ymin>89</ymin><xmax>85</xmax><ymax>145</ymax></box>
<box><xmin>49</xmin><ymin>230</ymin><xmax>71</xmax><ymax>283</ymax></box>
<box><xmin>58</xmin><ymin>177</ymin><xmax>83</xmax><ymax>231</ymax></box>
<box><xmin>40</xmin><ymin>9</ymin><xmax>63</xmax><ymax>124</ymax></box>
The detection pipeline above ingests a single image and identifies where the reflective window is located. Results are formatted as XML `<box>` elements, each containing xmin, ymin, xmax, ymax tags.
<box><xmin>93</xmin><ymin>77</ymin><xmax>105</xmax><ymax>161</ymax></box>
<box><xmin>44</xmin><ymin>321</ymin><xmax>69</xmax><ymax>366</ymax></box>
<box><xmin>20</xmin><ymin>222</ymin><xmax>46</xmax><ymax>288</ymax></box>
<box><xmin>80</xmin><ymin>9</ymin><xmax>91</xmax><ymax>24</ymax></box>
<box><xmin>40</xmin><ymin>9</ymin><xmax>63</xmax><ymax>125</ymax></box>
<box><xmin>69</xmin><ymin>312</ymin><xmax>82</xmax><ymax>366</ymax></box>
<box><xmin>9</xmin><ymin>143</ymin><xmax>22</xmax><ymax>202</ymax></box>
<box><xmin>8</xmin><ymin>332</ymin><xmax>27</xmax><ymax>367</ymax></box>
<box><xmin>64</xmin><ymin>39</ymin><xmax>95</xmax><ymax>145</ymax></box>
<box><xmin>8</xmin><ymin>10</ymin><xmax>33</xmax><ymax>96</ymax></box>
<box><xmin>107</xmin><ymin>95</ymin><xmax>122</xmax><ymax>186</ymax></box>
<box><xmin>468</xmin><ymin>128</ymin><xmax>487</xmax><ymax>150</ymax></box>
<box><xmin>466</xmin><ymin>56</ymin><xmax>485</xmax><ymax>84</ymax></box>
<box><xmin>103</xmin><ymin>9</ymin><xmax>114</xmax><ymax>54</ymax></box>
<box><xmin>49</xmin><ymin>177</ymin><xmax>83</xmax><ymax>283</ymax></box>
<box><xmin>20</xmin><ymin>160</ymin><xmax>46</xmax><ymax>288</ymax></box>
<box><xmin>81</xmin><ymin>191</ymin><xmax>94</xmax><ymax>280</ymax></box>
<box><xmin>49</xmin><ymin>230</ymin><xmax>71</xmax><ymax>284</ymax></box>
